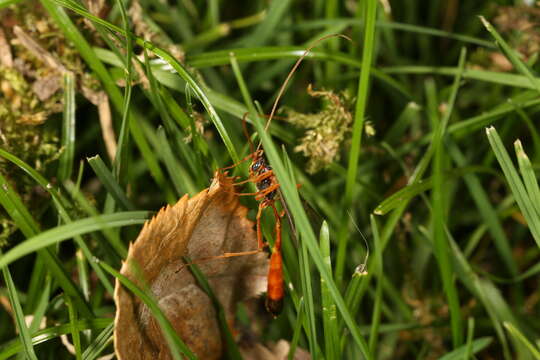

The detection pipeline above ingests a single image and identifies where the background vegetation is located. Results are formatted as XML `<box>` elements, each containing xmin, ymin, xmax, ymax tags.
<box><xmin>0</xmin><ymin>0</ymin><xmax>539</xmax><ymax>359</ymax></box>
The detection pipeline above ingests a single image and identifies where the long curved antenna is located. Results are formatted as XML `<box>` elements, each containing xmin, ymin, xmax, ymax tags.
<box><xmin>347</xmin><ymin>210</ymin><xmax>369</xmax><ymax>276</ymax></box>
<box><xmin>256</xmin><ymin>33</ymin><xmax>352</xmax><ymax>151</ymax></box>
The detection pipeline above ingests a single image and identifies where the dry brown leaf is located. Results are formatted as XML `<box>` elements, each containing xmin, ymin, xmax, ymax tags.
<box><xmin>114</xmin><ymin>172</ymin><xmax>268</xmax><ymax>360</ymax></box>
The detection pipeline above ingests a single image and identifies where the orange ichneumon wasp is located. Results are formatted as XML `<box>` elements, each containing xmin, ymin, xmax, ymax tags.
<box><xmin>217</xmin><ymin>34</ymin><xmax>352</xmax><ymax>317</ymax></box>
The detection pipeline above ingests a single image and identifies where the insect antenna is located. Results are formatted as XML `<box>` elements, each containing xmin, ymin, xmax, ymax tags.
<box><xmin>255</xmin><ymin>33</ymin><xmax>352</xmax><ymax>152</ymax></box>
<box><xmin>347</xmin><ymin>210</ymin><xmax>370</xmax><ymax>276</ymax></box>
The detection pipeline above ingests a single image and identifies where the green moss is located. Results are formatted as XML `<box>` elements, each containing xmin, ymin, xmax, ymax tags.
<box><xmin>283</xmin><ymin>85</ymin><xmax>353</xmax><ymax>174</ymax></box>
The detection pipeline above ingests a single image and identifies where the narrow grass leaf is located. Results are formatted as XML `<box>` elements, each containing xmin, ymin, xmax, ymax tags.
<box><xmin>368</xmin><ymin>215</ymin><xmax>382</xmax><ymax>354</ymax></box>
<box><xmin>65</xmin><ymin>295</ymin><xmax>82</xmax><ymax>360</ymax></box>
<box><xmin>514</xmin><ymin>140</ymin><xmax>540</xmax><ymax>219</ymax></box>
<box><xmin>0</xmin><ymin>211</ymin><xmax>148</xmax><ymax>269</ymax></box>
<box><xmin>81</xmin><ymin>322</ymin><xmax>113</xmax><ymax>360</ymax></box>
<box><xmin>0</xmin><ymin>148</ymin><xmax>116</xmax><ymax>293</ymax></box>
<box><xmin>288</xmin><ymin>298</ymin><xmax>304</xmax><ymax>360</ymax></box>
<box><xmin>431</xmin><ymin>49</ymin><xmax>467</xmax><ymax>348</ymax></box>
<box><xmin>480</xmin><ymin>16</ymin><xmax>540</xmax><ymax>94</ymax></box>
<box><xmin>504</xmin><ymin>322</ymin><xmax>540</xmax><ymax>359</ymax></box>
<box><xmin>58</xmin><ymin>72</ymin><xmax>76</xmax><ymax>182</ymax></box>
<box><xmin>438</xmin><ymin>337</ymin><xmax>493</xmax><ymax>360</ymax></box>
<box><xmin>464</xmin><ymin>317</ymin><xmax>475</xmax><ymax>360</ymax></box>
<box><xmin>87</xmin><ymin>155</ymin><xmax>136</xmax><ymax>211</ymax></box>
<box><xmin>319</xmin><ymin>221</ymin><xmax>338</xmax><ymax>360</ymax></box>
<box><xmin>447</xmin><ymin>141</ymin><xmax>517</xmax><ymax>276</ymax></box>
<box><xmin>486</xmin><ymin>127</ymin><xmax>540</xmax><ymax>247</ymax></box>
<box><xmin>0</xmin><ymin>172</ymin><xmax>93</xmax><ymax>317</ymax></box>
<box><xmin>1</xmin><ymin>251</ymin><xmax>38</xmax><ymax>360</ymax></box>
<box><xmin>0</xmin><ymin>319</ymin><xmax>112</xmax><ymax>360</ymax></box>
<box><xmin>336</xmin><ymin>0</ymin><xmax>377</xmax><ymax>282</ymax></box>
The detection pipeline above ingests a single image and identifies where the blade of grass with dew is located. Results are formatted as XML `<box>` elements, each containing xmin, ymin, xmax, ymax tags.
<box><xmin>480</xmin><ymin>16</ymin><xmax>540</xmax><ymax>94</ymax></box>
<box><xmin>319</xmin><ymin>221</ymin><xmax>339</xmax><ymax>359</ymax></box>
<box><xmin>368</xmin><ymin>215</ymin><xmax>383</xmax><ymax>354</ymax></box>
<box><xmin>0</xmin><ymin>148</ymin><xmax>117</xmax><ymax>292</ymax></box>
<box><xmin>0</xmin><ymin>211</ymin><xmax>148</xmax><ymax>269</ymax></box>
<box><xmin>58</xmin><ymin>72</ymin><xmax>76</xmax><ymax>182</ymax></box>
<box><xmin>65</xmin><ymin>295</ymin><xmax>82</xmax><ymax>360</ymax></box>
<box><xmin>98</xmin><ymin>261</ymin><xmax>196</xmax><ymax>360</ymax></box>
<box><xmin>87</xmin><ymin>155</ymin><xmax>136</xmax><ymax>211</ymax></box>
<box><xmin>229</xmin><ymin>53</ymin><xmax>320</xmax><ymax>356</ymax></box>
<box><xmin>336</xmin><ymin>0</ymin><xmax>377</xmax><ymax>283</ymax></box>
<box><xmin>504</xmin><ymin>322</ymin><xmax>540</xmax><ymax>359</ymax></box>
<box><xmin>81</xmin><ymin>322</ymin><xmax>113</xmax><ymax>360</ymax></box>
<box><xmin>0</xmin><ymin>319</ymin><xmax>112</xmax><ymax>360</ymax></box>
<box><xmin>486</xmin><ymin>127</ymin><xmax>540</xmax><ymax>247</ymax></box>
<box><xmin>1</xmin><ymin>250</ymin><xmax>38</xmax><ymax>360</ymax></box>
<box><xmin>0</xmin><ymin>172</ymin><xmax>93</xmax><ymax>317</ymax></box>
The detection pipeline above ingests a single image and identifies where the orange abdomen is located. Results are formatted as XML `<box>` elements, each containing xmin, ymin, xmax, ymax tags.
<box><xmin>265</xmin><ymin>249</ymin><xmax>284</xmax><ymax>317</ymax></box>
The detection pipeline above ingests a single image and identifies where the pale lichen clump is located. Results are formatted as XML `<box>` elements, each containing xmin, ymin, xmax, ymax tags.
<box><xmin>283</xmin><ymin>84</ymin><xmax>353</xmax><ymax>174</ymax></box>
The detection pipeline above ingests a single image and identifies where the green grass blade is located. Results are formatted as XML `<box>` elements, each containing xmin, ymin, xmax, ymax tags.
<box><xmin>319</xmin><ymin>221</ymin><xmax>338</xmax><ymax>359</ymax></box>
<box><xmin>81</xmin><ymin>322</ymin><xmax>113</xmax><ymax>360</ymax></box>
<box><xmin>0</xmin><ymin>147</ymin><xmax>116</xmax><ymax>294</ymax></box>
<box><xmin>0</xmin><ymin>319</ymin><xmax>111</xmax><ymax>360</ymax></box>
<box><xmin>87</xmin><ymin>155</ymin><xmax>136</xmax><ymax>211</ymax></box>
<box><xmin>44</xmin><ymin>0</ymin><xmax>167</xmax><ymax>196</ymax></box>
<box><xmin>432</xmin><ymin>49</ymin><xmax>467</xmax><ymax>347</ymax></box>
<box><xmin>1</xmin><ymin>251</ymin><xmax>38</xmax><ymax>360</ymax></box>
<box><xmin>65</xmin><ymin>295</ymin><xmax>82</xmax><ymax>360</ymax></box>
<box><xmin>336</xmin><ymin>0</ymin><xmax>377</xmax><ymax>283</ymax></box>
<box><xmin>504</xmin><ymin>322</ymin><xmax>540</xmax><ymax>359</ymax></box>
<box><xmin>486</xmin><ymin>127</ymin><xmax>540</xmax><ymax>248</ymax></box>
<box><xmin>464</xmin><ymin>317</ymin><xmax>475</xmax><ymax>360</ymax></box>
<box><xmin>447</xmin><ymin>141</ymin><xmax>518</xmax><ymax>276</ymax></box>
<box><xmin>58</xmin><ymin>72</ymin><xmax>76</xmax><ymax>182</ymax></box>
<box><xmin>514</xmin><ymin>140</ymin><xmax>540</xmax><ymax>219</ymax></box>
<box><xmin>0</xmin><ymin>171</ymin><xmax>94</xmax><ymax>317</ymax></box>
<box><xmin>0</xmin><ymin>211</ymin><xmax>148</xmax><ymax>269</ymax></box>
<box><xmin>368</xmin><ymin>215</ymin><xmax>382</xmax><ymax>354</ymax></box>
<box><xmin>288</xmin><ymin>297</ymin><xmax>305</xmax><ymax>360</ymax></box>
<box><xmin>438</xmin><ymin>337</ymin><xmax>493</xmax><ymax>360</ymax></box>
<box><xmin>480</xmin><ymin>16</ymin><xmax>540</xmax><ymax>94</ymax></box>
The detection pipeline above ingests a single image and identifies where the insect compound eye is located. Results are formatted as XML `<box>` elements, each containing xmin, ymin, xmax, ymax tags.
<box><xmin>251</xmin><ymin>159</ymin><xmax>263</xmax><ymax>172</ymax></box>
